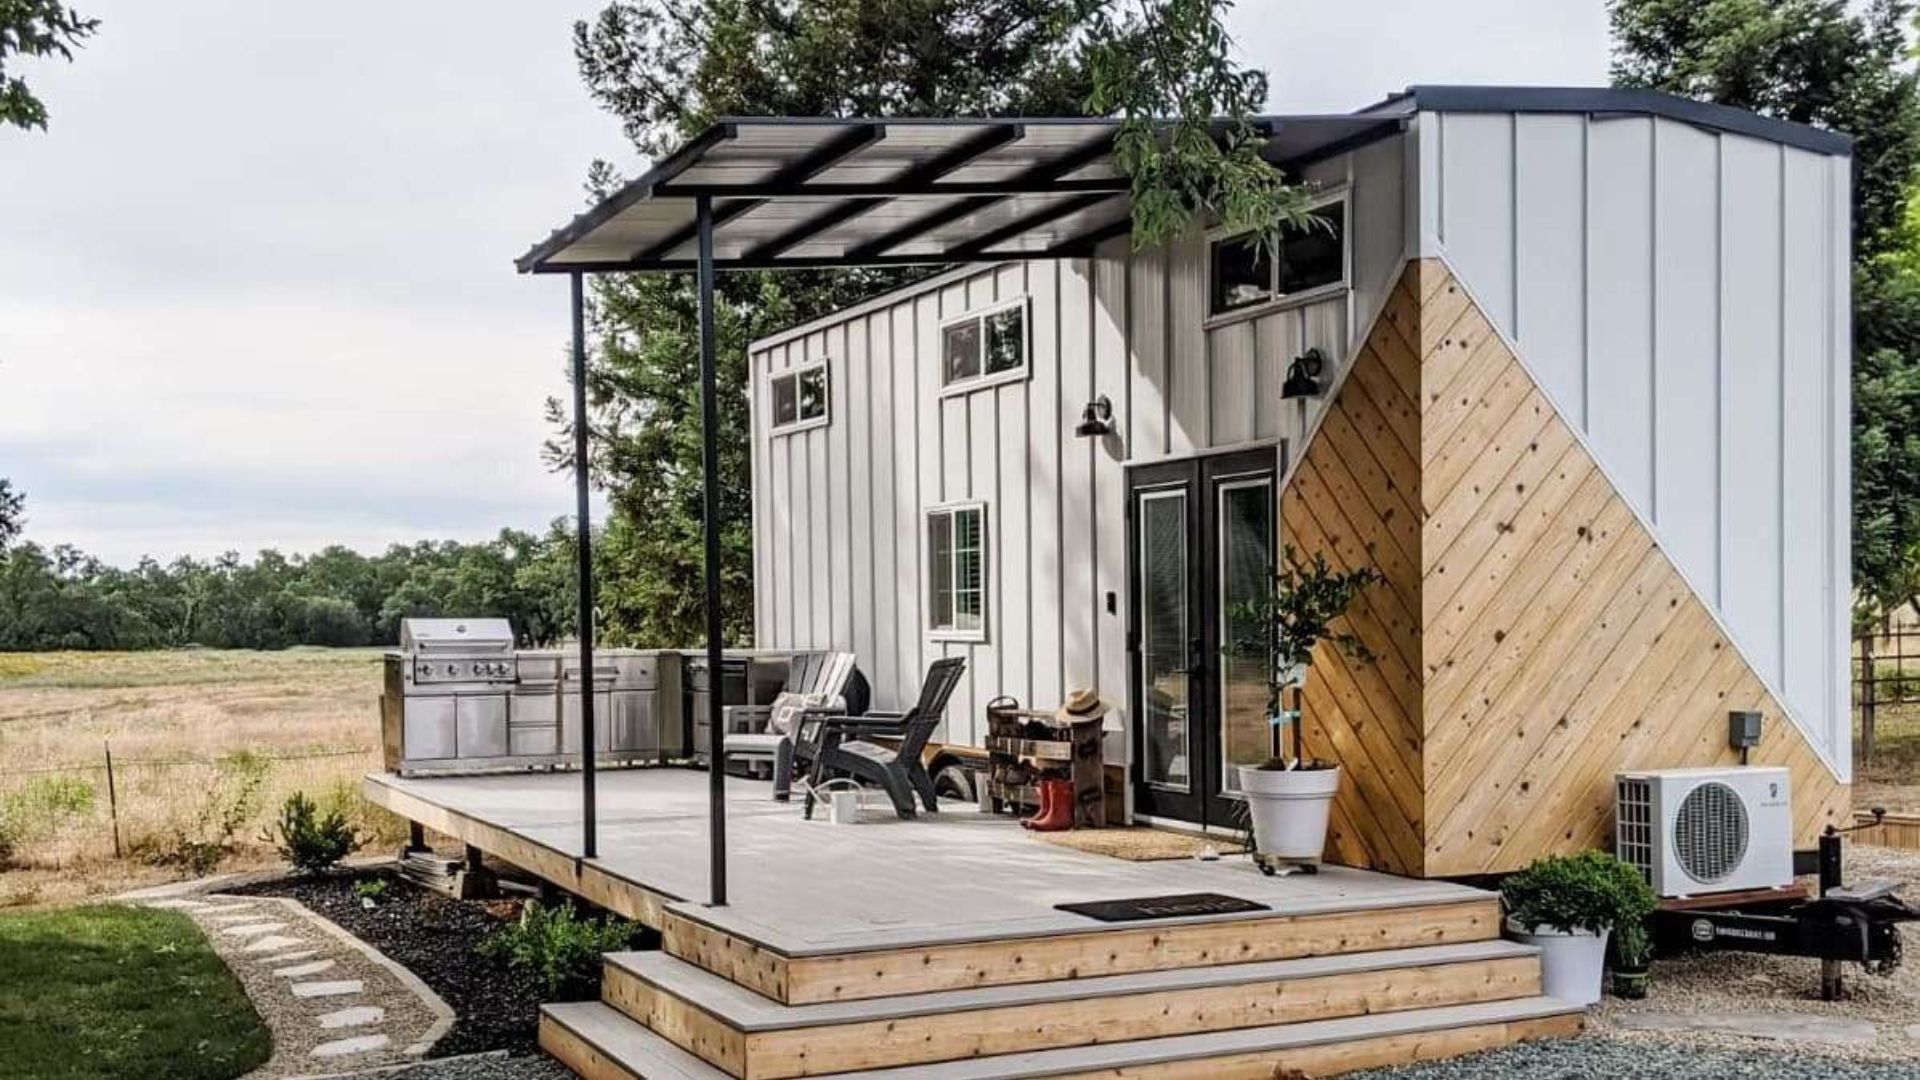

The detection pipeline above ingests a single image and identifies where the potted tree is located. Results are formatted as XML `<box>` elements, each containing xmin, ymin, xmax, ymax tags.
<box><xmin>1609</xmin><ymin>920</ymin><xmax>1653</xmax><ymax>999</ymax></box>
<box><xmin>1232</xmin><ymin>548</ymin><xmax>1381</xmax><ymax>874</ymax></box>
<box><xmin>1500</xmin><ymin>850</ymin><xmax>1656</xmax><ymax>1007</ymax></box>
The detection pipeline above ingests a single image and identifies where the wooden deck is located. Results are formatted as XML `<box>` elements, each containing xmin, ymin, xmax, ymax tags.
<box><xmin>364</xmin><ymin>767</ymin><xmax>1488</xmax><ymax>959</ymax></box>
<box><xmin>365</xmin><ymin>767</ymin><xmax>1580</xmax><ymax>1078</ymax></box>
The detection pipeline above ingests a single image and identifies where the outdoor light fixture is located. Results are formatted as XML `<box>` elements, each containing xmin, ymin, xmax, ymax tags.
<box><xmin>1282</xmin><ymin>347</ymin><xmax>1327</xmax><ymax>400</ymax></box>
<box><xmin>1076</xmin><ymin>394</ymin><xmax>1114</xmax><ymax>438</ymax></box>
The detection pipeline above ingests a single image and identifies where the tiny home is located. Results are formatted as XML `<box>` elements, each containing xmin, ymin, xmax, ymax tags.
<box><xmin>747</xmin><ymin>86</ymin><xmax>1854</xmax><ymax>878</ymax></box>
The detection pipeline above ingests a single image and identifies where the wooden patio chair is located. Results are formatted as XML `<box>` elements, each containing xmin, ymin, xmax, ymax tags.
<box><xmin>799</xmin><ymin>656</ymin><xmax>966</xmax><ymax>820</ymax></box>
<box><xmin>722</xmin><ymin>651</ymin><xmax>866</xmax><ymax>800</ymax></box>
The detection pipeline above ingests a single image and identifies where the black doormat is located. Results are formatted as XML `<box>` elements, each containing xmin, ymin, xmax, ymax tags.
<box><xmin>1055</xmin><ymin>892</ymin><xmax>1271</xmax><ymax>923</ymax></box>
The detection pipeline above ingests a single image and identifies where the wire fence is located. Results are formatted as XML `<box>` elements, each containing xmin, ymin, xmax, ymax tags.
<box><xmin>0</xmin><ymin>743</ymin><xmax>398</xmax><ymax>869</ymax></box>
<box><xmin>1855</xmin><ymin>619</ymin><xmax>1920</xmax><ymax>763</ymax></box>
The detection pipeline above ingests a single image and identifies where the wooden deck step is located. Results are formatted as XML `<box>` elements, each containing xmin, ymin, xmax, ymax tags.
<box><xmin>540</xmin><ymin>995</ymin><xmax>1583</xmax><ymax>1080</ymax></box>
<box><xmin>664</xmin><ymin>895</ymin><xmax>1503</xmax><ymax>1004</ymax></box>
<box><xmin>604</xmin><ymin>940</ymin><xmax>1544</xmax><ymax>1078</ymax></box>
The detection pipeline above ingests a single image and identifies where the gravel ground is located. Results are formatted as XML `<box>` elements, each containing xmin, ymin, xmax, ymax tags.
<box><xmin>1589</xmin><ymin>844</ymin><xmax>1920</xmax><ymax>1062</ymax></box>
<box><xmin>1353</xmin><ymin>1034</ymin><xmax>1920</xmax><ymax>1078</ymax></box>
<box><xmin>230</xmin><ymin>868</ymin><xmax>547</xmax><ymax>1056</ymax></box>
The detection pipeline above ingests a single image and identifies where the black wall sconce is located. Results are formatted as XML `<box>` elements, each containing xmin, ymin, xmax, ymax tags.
<box><xmin>1282</xmin><ymin>347</ymin><xmax>1328</xmax><ymax>400</ymax></box>
<box><xmin>1075</xmin><ymin>394</ymin><xmax>1114</xmax><ymax>438</ymax></box>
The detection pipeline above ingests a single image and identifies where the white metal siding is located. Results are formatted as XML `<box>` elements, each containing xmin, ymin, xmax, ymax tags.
<box><xmin>748</xmin><ymin>136</ymin><xmax>1408</xmax><ymax>745</ymax></box>
<box><xmin>1423</xmin><ymin>111</ymin><xmax>1852</xmax><ymax>779</ymax></box>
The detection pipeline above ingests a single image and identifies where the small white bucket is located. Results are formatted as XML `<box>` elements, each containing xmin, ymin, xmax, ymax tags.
<box><xmin>829</xmin><ymin>789</ymin><xmax>862</xmax><ymax>825</ymax></box>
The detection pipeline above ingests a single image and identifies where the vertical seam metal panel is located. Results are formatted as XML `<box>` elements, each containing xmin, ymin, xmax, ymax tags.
<box><xmin>1648</xmin><ymin>118</ymin><xmax>1661</xmax><ymax>525</ymax></box>
<box><xmin>1776</xmin><ymin>144</ymin><xmax>1789</xmax><ymax>688</ymax></box>
<box><xmin>1714</xmin><ymin>132</ymin><xmax>1727</xmax><ymax>609</ymax></box>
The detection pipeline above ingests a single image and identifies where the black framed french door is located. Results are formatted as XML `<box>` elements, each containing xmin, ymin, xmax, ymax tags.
<box><xmin>1127</xmin><ymin>447</ymin><xmax>1280</xmax><ymax>829</ymax></box>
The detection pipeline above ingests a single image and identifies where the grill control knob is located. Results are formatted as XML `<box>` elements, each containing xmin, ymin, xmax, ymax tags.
<box><xmin>471</xmin><ymin>663</ymin><xmax>483</xmax><ymax>675</ymax></box>
<box><xmin>445</xmin><ymin>663</ymin><xmax>458</xmax><ymax>676</ymax></box>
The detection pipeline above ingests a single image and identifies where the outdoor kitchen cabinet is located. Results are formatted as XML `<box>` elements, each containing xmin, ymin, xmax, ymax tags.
<box><xmin>381</xmin><ymin>623</ymin><xmax>685</xmax><ymax>774</ymax></box>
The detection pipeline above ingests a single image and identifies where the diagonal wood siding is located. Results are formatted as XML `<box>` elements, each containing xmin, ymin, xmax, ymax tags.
<box><xmin>1280</xmin><ymin>263</ymin><xmax>1427</xmax><ymax>875</ymax></box>
<box><xmin>1413</xmin><ymin>260</ymin><xmax>1847</xmax><ymax>876</ymax></box>
<box><xmin>1283</xmin><ymin>258</ymin><xmax>1847</xmax><ymax>877</ymax></box>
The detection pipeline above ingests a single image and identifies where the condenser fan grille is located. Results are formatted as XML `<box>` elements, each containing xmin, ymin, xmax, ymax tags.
<box><xmin>1673</xmin><ymin>781</ymin><xmax>1749</xmax><ymax>883</ymax></box>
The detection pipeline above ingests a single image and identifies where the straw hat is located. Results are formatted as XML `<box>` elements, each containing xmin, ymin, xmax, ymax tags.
<box><xmin>1055</xmin><ymin>687</ymin><xmax>1111</xmax><ymax>724</ymax></box>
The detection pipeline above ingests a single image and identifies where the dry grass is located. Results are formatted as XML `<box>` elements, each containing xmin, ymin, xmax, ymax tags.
<box><xmin>0</xmin><ymin>648</ymin><xmax>407</xmax><ymax>909</ymax></box>
<box><xmin>1856</xmin><ymin>702</ymin><xmax>1920</xmax><ymax>814</ymax></box>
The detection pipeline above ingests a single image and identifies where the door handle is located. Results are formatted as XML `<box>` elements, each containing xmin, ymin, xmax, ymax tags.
<box><xmin>1185</xmin><ymin>639</ymin><xmax>1206</xmax><ymax>678</ymax></box>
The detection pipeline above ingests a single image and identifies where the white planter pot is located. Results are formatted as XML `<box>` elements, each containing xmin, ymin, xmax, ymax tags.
<box><xmin>1236</xmin><ymin>764</ymin><xmax>1340</xmax><ymax>861</ymax></box>
<box><xmin>1512</xmin><ymin>924</ymin><xmax>1610</xmax><ymax>1007</ymax></box>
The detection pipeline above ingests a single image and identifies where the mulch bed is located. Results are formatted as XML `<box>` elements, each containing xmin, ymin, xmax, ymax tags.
<box><xmin>231</xmin><ymin>868</ymin><xmax>543</xmax><ymax>1057</ymax></box>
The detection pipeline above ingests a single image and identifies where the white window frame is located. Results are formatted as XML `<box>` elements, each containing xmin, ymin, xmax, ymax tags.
<box><xmin>768</xmin><ymin>359</ymin><xmax>831</xmax><ymax>436</ymax></box>
<box><xmin>938</xmin><ymin>296</ymin><xmax>1031</xmax><ymax>397</ymax></box>
<box><xmin>1203</xmin><ymin>190</ymin><xmax>1351</xmax><ymax>328</ymax></box>
<box><xmin>925</xmin><ymin>500</ymin><xmax>989</xmax><ymax>642</ymax></box>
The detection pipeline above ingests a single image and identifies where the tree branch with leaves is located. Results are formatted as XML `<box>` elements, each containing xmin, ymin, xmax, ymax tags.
<box><xmin>1</xmin><ymin>1</ymin><xmax>98</xmax><ymax>131</ymax></box>
<box><xmin>1083</xmin><ymin>0</ymin><xmax>1315</xmax><ymax>254</ymax></box>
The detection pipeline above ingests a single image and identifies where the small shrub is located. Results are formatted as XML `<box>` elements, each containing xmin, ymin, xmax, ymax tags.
<box><xmin>317</xmin><ymin>778</ymin><xmax>410</xmax><ymax>848</ymax></box>
<box><xmin>146</xmin><ymin>752</ymin><xmax>268</xmax><ymax>877</ymax></box>
<box><xmin>477</xmin><ymin>900</ymin><xmax>638</xmax><ymax>1000</ymax></box>
<box><xmin>270</xmin><ymin>792</ymin><xmax>362</xmax><ymax>874</ymax></box>
<box><xmin>1501</xmin><ymin>850</ymin><xmax>1656</xmax><ymax>936</ymax></box>
<box><xmin>354</xmin><ymin>878</ymin><xmax>389</xmax><ymax>908</ymax></box>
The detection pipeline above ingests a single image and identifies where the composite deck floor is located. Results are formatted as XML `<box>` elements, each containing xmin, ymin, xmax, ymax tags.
<box><xmin>365</xmin><ymin>768</ymin><xmax>1489</xmax><ymax>956</ymax></box>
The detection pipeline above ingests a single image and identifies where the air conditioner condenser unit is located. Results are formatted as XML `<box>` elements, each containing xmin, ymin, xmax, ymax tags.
<box><xmin>1615</xmin><ymin>767</ymin><xmax>1794</xmax><ymax>898</ymax></box>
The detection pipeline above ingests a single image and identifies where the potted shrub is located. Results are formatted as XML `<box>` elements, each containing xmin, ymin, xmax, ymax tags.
<box><xmin>1500</xmin><ymin>850</ymin><xmax>1656</xmax><ymax>1007</ymax></box>
<box><xmin>1231</xmin><ymin>549</ymin><xmax>1381</xmax><ymax>872</ymax></box>
<box><xmin>1609</xmin><ymin>920</ymin><xmax>1653</xmax><ymax>999</ymax></box>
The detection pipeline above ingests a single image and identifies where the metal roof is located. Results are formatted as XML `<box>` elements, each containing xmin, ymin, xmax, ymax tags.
<box><xmin>515</xmin><ymin>112</ymin><xmax>1409</xmax><ymax>274</ymax></box>
<box><xmin>516</xmin><ymin>86</ymin><xmax>1848</xmax><ymax>276</ymax></box>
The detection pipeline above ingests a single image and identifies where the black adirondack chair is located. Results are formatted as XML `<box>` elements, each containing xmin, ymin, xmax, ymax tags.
<box><xmin>799</xmin><ymin>656</ymin><xmax>966</xmax><ymax>820</ymax></box>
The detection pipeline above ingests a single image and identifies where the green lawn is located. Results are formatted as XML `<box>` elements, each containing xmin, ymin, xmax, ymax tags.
<box><xmin>0</xmin><ymin>906</ymin><xmax>270</xmax><ymax>1080</ymax></box>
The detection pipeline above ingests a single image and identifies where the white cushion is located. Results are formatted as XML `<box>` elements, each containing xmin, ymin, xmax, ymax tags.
<box><xmin>768</xmin><ymin>691</ymin><xmax>829</xmax><ymax>736</ymax></box>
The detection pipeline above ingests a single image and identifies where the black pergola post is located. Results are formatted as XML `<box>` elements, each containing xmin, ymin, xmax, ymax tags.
<box><xmin>570</xmin><ymin>271</ymin><xmax>598</xmax><ymax>860</ymax></box>
<box><xmin>696</xmin><ymin>195</ymin><xmax>728</xmax><ymax>907</ymax></box>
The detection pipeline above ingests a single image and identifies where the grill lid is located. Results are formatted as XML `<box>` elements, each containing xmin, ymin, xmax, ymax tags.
<box><xmin>399</xmin><ymin>618</ymin><xmax>515</xmax><ymax>655</ymax></box>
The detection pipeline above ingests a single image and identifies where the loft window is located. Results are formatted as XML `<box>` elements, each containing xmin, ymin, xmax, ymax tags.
<box><xmin>926</xmin><ymin>502</ymin><xmax>987</xmax><ymax>639</ymax></box>
<box><xmin>1207</xmin><ymin>196</ymin><xmax>1348</xmax><ymax>318</ymax></box>
<box><xmin>769</xmin><ymin>361</ymin><xmax>829</xmax><ymax>434</ymax></box>
<box><xmin>940</xmin><ymin>298</ymin><xmax>1028</xmax><ymax>394</ymax></box>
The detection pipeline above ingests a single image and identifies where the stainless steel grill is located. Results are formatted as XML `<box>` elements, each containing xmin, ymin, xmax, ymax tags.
<box><xmin>380</xmin><ymin>618</ymin><xmax>685</xmax><ymax>775</ymax></box>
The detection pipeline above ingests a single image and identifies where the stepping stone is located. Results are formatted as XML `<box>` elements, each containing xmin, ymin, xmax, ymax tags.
<box><xmin>291</xmin><ymin>979</ymin><xmax>364</xmax><ymax>999</ymax></box>
<box><xmin>220</xmin><ymin>921</ymin><xmax>287</xmax><ymax>937</ymax></box>
<box><xmin>255</xmin><ymin>950</ymin><xmax>317</xmax><ymax>965</ymax></box>
<box><xmin>196</xmin><ymin>903</ymin><xmax>257</xmax><ymax>914</ymax></box>
<box><xmin>274</xmin><ymin>959</ymin><xmax>336</xmax><ymax>978</ymax></box>
<box><xmin>144</xmin><ymin>898</ymin><xmax>209</xmax><ymax>910</ymax></box>
<box><xmin>243</xmin><ymin>935</ymin><xmax>305</xmax><ymax>954</ymax></box>
<box><xmin>1613</xmin><ymin>1012</ymin><xmax>1878</xmax><ymax>1047</ymax></box>
<box><xmin>310</xmin><ymin>1033</ymin><xmax>389</xmax><ymax>1058</ymax></box>
<box><xmin>318</xmin><ymin>1005</ymin><xmax>385</xmax><ymax>1030</ymax></box>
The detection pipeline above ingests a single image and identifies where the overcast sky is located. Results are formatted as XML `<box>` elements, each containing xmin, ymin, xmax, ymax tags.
<box><xmin>0</xmin><ymin>1</ymin><xmax>1609</xmax><ymax>566</ymax></box>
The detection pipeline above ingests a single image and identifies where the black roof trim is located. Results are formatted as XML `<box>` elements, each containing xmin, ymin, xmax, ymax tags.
<box><xmin>1380</xmin><ymin>85</ymin><xmax>1851</xmax><ymax>156</ymax></box>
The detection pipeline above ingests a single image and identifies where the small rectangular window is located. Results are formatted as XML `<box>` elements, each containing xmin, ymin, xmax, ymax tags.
<box><xmin>940</xmin><ymin>298</ymin><xmax>1028</xmax><ymax>393</ymax></box>
<box><xmin>1210</xmin><ymin>234</ymin><xmax>1272</xmax><ymax>314</ymax></box>
<box><xmin>926</xmin><ymin>503</ymin><xmax>987</xmax><ymax>638</ymax></box>
<box><xmin>1207</xmin><ymin>195</ymin><xmax>1348</xmax><ymax>318</ymax></box>
<box><xmin>768</xmin><ymin>361</ymin><xmax>830</xmax><ymax>434</ymax></box>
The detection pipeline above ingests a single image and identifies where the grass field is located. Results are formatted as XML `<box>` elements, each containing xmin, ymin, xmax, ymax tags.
<box><xmin>0</xmin><ymin>904</ymin><xmax>270</xmax><ymax>1080</ymax></box>
<box><xmin>0</xmin><ymin>648</ymin><xmax>405</xmax><ymax>908</ymax></box>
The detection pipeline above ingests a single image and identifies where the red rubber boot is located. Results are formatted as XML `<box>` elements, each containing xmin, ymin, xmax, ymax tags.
<box><xmin>1027</xmin><ymin>778</ymin><xmax>1076</xmax><ymax>832</ymax></box>
<box><xmin>1020</xmin><ymin>778</ymin><xmax>1056</xmax><ymax>830</ymax></box>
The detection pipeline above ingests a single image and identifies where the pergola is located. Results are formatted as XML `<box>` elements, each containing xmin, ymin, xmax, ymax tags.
<box><xmin>514</xmin><ymin>108</ymin><xmax>1408</xmax><ymax>906</ymax></box>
